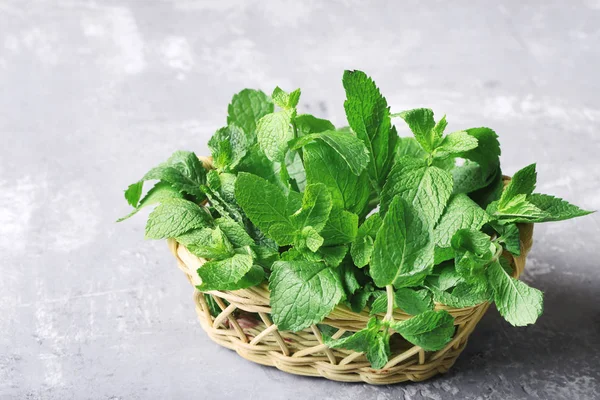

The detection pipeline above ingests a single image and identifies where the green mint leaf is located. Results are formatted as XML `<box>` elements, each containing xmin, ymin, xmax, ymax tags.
<box><xmin>395</xmin><ymin>136</ymin><xmax>427</xmax><ymax>161</ymax></box>
<box><xmin>285</xmin><ymin>150</ymin><xmax>306</xmax><ymax>192</ymax></box>
<box><xmin>338</xmin><ymin>261</ymin><xmax>361</xmax><ymax>295</ymax></box>
<box><xmin>324</xmin><ymin>317</ymin><xmax>390</xmax><ymax>369</ymax></box>
<box><xmin>398</xmin><ymin>108</ymin><xmax>438</xmax><ymax>152</ymax></box>
<box><xmin>269</xmin><ymin>260</ymin><xmax>344</xmax><ymax>331</ymax></box>
<box><xmin>143</xmin><ymin>151</ymin><xmax>207</xmax><ymax>200</ymax></box>
<box><xmin>256</xmin><ymin>109</ymin><xmax>294</xmax><ymax>162</ymax></box>
<box><xmin>432</xmin><ymin>114</ymin><xmax>448</xmax><ymax>137</ymax></box>
<box><xmin>430</xmin><ymin>282</ymin><xmax>490</xmax><ymax>308</ymax></box>
<box><xmin>350</xmin><ymin>213</ymin><xmax>383</xmax><ymax>267</ymax></box>
<box><xmin>487</xmin><ymin>259</ymin><xmax>544</xmax><ymax>326</ymax></box>
<box><xmin>371</xmin><ymin>197</ymin><xmax>434</xmax><ymax>288</ymax></box>
<box><xmin>380</xmin><ymin>157</ymin><xmax>453</xmax><ymax>226</ymax></box>
<box><xmin>176</xmin><ymin>226</ymin><xmax>234</xmax><ymax>260</ymax></box>
<box><xmin>235</xmin><ymin>145</ymin><xmax>286</xmax><ymax>190</ymax></box>
<box><xmin>499</xmin><ymin>163</ymin><xmax>537</xmax><ymax>208</ymax></box>
<box><xmin>451</xmin><ymin>229</ymin><xmax>495</xmax><ymax>283</ymax></box>
<box><xmin>298</xmin><ymin>226</ymin><xmax>325</xmax><ymax>252</ymax></box>
<box><xmin>303</xmin><ymin>141</ymin><xmax>370</xmax><ymax>215</ymax></box>
<box><xmin>291</xmin><ymin>130</ymin><xmax>370</xmax><ymax>176</ymax></box>
<box><xmin>208</xmin><ymin>125</ymin><xmax>248</xmax><ymax>170</ymax></box>
<box><xmin>432</xmin><ymin>131</ymin><xmax>478</xmax><ymax>159</ymax></box>
<box><xmin>348</xmin><ymin>284</ymin><xmax>375</xmax><ymax>313</ymax></box>
<box><xmin>227</xmin><ymin>89</ymin><xmax>274</xmax><ymax>141</ymax></box>
<box><xmin>289</xmin><ymin>183</ymin><xmax>333</xmax><ymax>232</ymax></box>
<box><xmin>145</xmin><ymin>198</ymin><xmax>212</xmax><ymax>239</ymax></box>
<box><xmin>197</xmin><ymin>254</ymin><xmax>262</xmax><ymax>291</ymax></box>
<box><xmin>451</xmin><ymin>161</ymin><xmax>495</xmax><ymax>194</ymax></box>
<box><xmin>434</xmin><ymin>194</ymin><xmax>490</xmax><ymax>251</ymax></box>
<box><xmin>118</xmin><ymin>181</ymin><xmax>183</xmax><ymax>222</ymax></box>
<box><xmin>525</xmin><ymin>194</ymin><xmax>593</xmax><ymax>222</ymax></box>
<box><xmin>343</xmin><ymin>70</ymin><xmax>397</xmax><ymax>191</ymax></box>
<box><xmin>294</xmin><ymin>114</ymin><xmax>335</xmax><ymax>136</ymax></box>
<box><xmin>458</xmin><ymin>127</ymin><xmax>500</xmax><ymax>177</ymax></box>
<box><xmin>124</xmin><ymin>181</ymin><xmax>143</xmax><ymax>207</ymax></box>
<box><xmin>390</xmin><ymin>310</ymin><xmax>455</xmax><ymax>351</ymax></box>
<box><xmin>394</xmin><ymin>288</ymin><xmax>434</xmax><ymax>315</ymax></box>
<box><xmin>319</xmin><ymin>245</ymin><xmax>349</xmax><ymax>268</ymax></box>
<box><xmin>369</xmin><ymin>292</ymin><xmax>388</xmax><ymax>315</ymax></box>
<box><xmin>320</xmin><ymin>207</ymin><xmax>359</xmax><ymax>246</ymax></box>
<box><xmin>234</xmin><ymin>172</ymin><xmax>297</xmax><ymax>245</ymax></box>
<box><xmin>214</xmin><ymin>217</ymin><xmax>255</xmax><ymax>248</ymax></box>
<box><xmin>272</xmin><ymin>87</ymin><xmax>301</xmax><ymax>109</ymax></box>
<box><xmin>492</xmin><ymin>222</ymin><xmax>521</xmax><ymax>255</ymax></box>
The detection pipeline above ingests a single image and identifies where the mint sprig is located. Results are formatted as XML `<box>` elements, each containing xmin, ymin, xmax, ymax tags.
<box><xmin>119</xmin><ymin>71</ymin><xmax>592</xmax><ymax>369</ymax></box>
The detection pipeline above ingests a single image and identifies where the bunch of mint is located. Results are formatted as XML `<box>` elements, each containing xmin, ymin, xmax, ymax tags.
<box><xmin>120</xmin><ymin>70</ymin><xmax>591</xmax><ymax>369</ymax></box>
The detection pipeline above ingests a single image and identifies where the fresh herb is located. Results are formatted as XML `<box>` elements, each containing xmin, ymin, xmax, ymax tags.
<box><xmin>120</xmin><ymin>70</ymin><xmax>591</xmax><ymax>369</ymax></box>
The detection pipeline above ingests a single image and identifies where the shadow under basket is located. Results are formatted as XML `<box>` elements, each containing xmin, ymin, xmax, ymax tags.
<box><xmin>167</xmin><ymin>224</ymin><xmax>534</xmax><ymax>385</ymax></box>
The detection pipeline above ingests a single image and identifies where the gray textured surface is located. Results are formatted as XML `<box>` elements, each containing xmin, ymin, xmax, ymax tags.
<box><xmin>1</xmin><ymin>1</ymin><xmax>599</xmax><ymax>399</ymax></box>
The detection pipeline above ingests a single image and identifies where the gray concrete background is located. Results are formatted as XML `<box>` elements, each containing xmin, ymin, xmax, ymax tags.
<box><xmin>1</xmin><ymin>1</ymin><xmax>599</xmax><ymax>399</ymax></box>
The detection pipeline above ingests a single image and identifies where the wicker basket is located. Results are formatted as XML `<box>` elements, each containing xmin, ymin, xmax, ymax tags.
<box><xmin>166</xmin><ymin>219</ymin><xmax>533</xmax><ymax>385</ymax></box>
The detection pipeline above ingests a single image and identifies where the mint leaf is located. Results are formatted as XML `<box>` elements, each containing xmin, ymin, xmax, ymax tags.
<box><xmin>395</xmin><ymin>136</ymin><xmax>427</xmax><ymax>160</ymax></box>
<box><xmin>227</xmin><ymin>89</ymin><xmax>274</xmax><ymax>141</ymax></box>
<box><xmin>394</xmin><ymin>288</ymin><xmax>434</xmax><ymax>315</ymax></box>
<box><xmin>272</xmin><ymin>87</ymin><xmax>301</xmax><ymax>109</ymax></box>
<box><xmin>390</xmin><ymin>310</ymin><xmax>455</xmax><ymax>351</ymax></box>
<box><xmin>269</xmin><ymin>260</ymin><xmax>344</xmax><ymax>331</ymax></box>
<box><xmin>208</xmin><ymin>125</ymin><xmax>248</xmax><ymax>170</ymax></box>
<box><xmin>320</xmin><ymin>208</ymin><xmax>358</xmax><ymax>246</ymax></box>
<box><xmin>492</xmin><ymin>222</ymin><xmax>521</xmax><ymax>255</ymax></box>
<box><xmin>380</xmin><ymin>157</ymin><xmax>453</xmax><ymax>226</ymax></box>
<box><xmin>256</xmin><ymin>109</ymin><xmax>294</xmax><ymax>162</ymax></box>
<box><xmin>451</xmin><ymin>229</ymin><xmax>495</xmax><ymax>284</ymax></box>
<box><xmin>371</xmin><ymin>197</ymin><xmax>434</xmax><ymax>288</ymax></box>
<box><xmin>458</xmin><ymin>127</ymin><xmax>500</xmax><ymax>177</ymax></box>
<box><xmin>343</xmin><ymin>70</ymin><xmax>397</xmax><ymax>191</ymax></box>
<box><xmin>124</xmin><ymin>181</ymin><xmax>143</xmax><ymax>207</ymax></box>
<box><xmin>197</xmin><ymin>254</ymin><xmax>262</xmax><ymax>291</ymax></box>
<box><xmin>430</xmin><ymin>282</ymin><xmax>490</xmax><ymax>308</ymax></box>
<box><xmin>294</xmin><ymin>114</ymin><xmax>335</xmax><ymax>136</ymax></box>
<box><xmin>487</xmin><ymin>259</ymin><xmax>544</xmax><ymax>326</ymax></box>
<box><xmin>291</xmin><ymin>131</ymin><xmax>370</xmax><ymax>175</ymax></box>
<box><xmin>451</xmin><ymin>161</ymin><xmax>495</xmax><ymax>194</ymax></box>
<box><xmin>234</xmin><ymin>173</ymin><xmax>296</xmax><ymax>245</ymax></box>
<box><xmin>176</xmin><ymin>226</ymin><xmax>234</xmax><ymax>260</ymax></box>
<box><xmin>289</xmin><ymin>183</ymin><xmax>332</xmax><ymax>233</ymax></box>
<box><xmin>215</xmin><ymin>217</ymin><xmax>255</xmax><ymax>248</ymax></box>
<box><xmin>298</xmin><ymin>226</ymin><xmax>325</xmax><ymax>252</ymax></box>
<box><xmin>350</xmin><ymin>213</ymin><xmax>383</xmax><ymax>267</ymax></box>
<box><xmin>525</xmin><ymin>194</ymin><xmax>592</xmax><ymax>222</ymax></box>
<box><xmin>145</xmin><ymin>198</ymin><xmax>212</xmax><ymax>239</ymax></box>
<box><xmin>324</xmin><ymin>317</ymin><xmax>390</xmax><ymax>369</ymax></box>
<box><xmin>398</xmin><ymin>108</ymin><xmax>438</xmax><ymax>152</ymax></box>
<box><xmin>303</xmin><ymin>141</ymin><xmax>370</xmax><ymax>215</ymax></box>
<box><xmin>433</xmin><ymin>131</ymin><xmax>478</xmax><ymax>159</ymax></box>
<box><xmin>499</xmin><ymin>163</ymin><xmax>537</xmax><ymax>208</ymax></box>
<box><xmin>143</xmin><ymin>151</ymin><xmax>207</xmax><ymax>200</ymax></box>
<box><xmin>118</xmin><ymin>181</ymin><xmax>183</xmax><ymax>222</ymax></box>
<box><xmin>434</xmin><ymin>194</ymin><xmax>489</xmax><ymax>251</ymax></box>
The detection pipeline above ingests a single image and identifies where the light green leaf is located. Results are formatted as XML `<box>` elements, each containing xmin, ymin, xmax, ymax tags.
<box><xmin>451</xmin><ymin>161</ymin><xmax>495</xmax><ymax>194</ymax></box>
<box><xmin>487</xmin><ymin>260</ymin><xmax>544</xmax><ymax>326</ymax></box>
<box><xmin>524</xmin><ymin>194</ymin><xmax>592</xmax><ymax>222</ymax></box>
<box><xmin>343</xmin><ymin>70</ymin><xmax>397</xmax><ymax>191</ymax></box>
<box><xmin>118</xmin><ymin>181</ymin><xmax>184</xmax><ymax>222</ymax></box>
<box><xmin>269</xmin><ymin>261</ymin><xmax>344</xmax><ymax>331</ymax></box>
<box><xmin>371</xmin><ymin>197</ymin><xmax>434</xmax><ymax>288</ymax></box>
<box><xmin>272</xmin><ymin>87</ymin><xmax>301</xmax><ymax>109</ymax></box>
<box><xmin>290</xmin><ymin>183</ymin><xmax>332</xmax><ymax>232</ymax></box>
<box><xmin>256</xmin><ymin>109</ymin><xmax>294</xmax><ymax>162</ymax></box>
<box><xmin>145</xmin><ymin>198</ymin><xmax>212</xmax><ymax>239</ymax></box>
<box><xmin>142</xmin><ymin>151</ymin><xmax>207</xmax><ymax>200</ymax></box>
<box><xmin>499</xmin><ymin>163</ymin><xmax>537</xmax><ymax>209</ymax></box>
<box><xmin>303</xmin><ymin>141</ymin><xmax>370</xmax><ymax>215</ymax></box>
<box><xmin>380</xmin><ymin>157</ymin><xmax>453</xmax><ymax>226</ymax></box>
<box><xmin>227</xmin><ymin>89</ymin><xmax>274</xmax><ymax>140</ymax></box>
<box><xmin>208</xmin><ymin>125</ymin><xmax>248</xmax><ymax>170</ymax></box>
<box><xmin>398</xmin><ymin>108</ymin><xmax>438</xmax><ymax>152</ymax></box>
<box><xmin>215</xmin><ymin>217</ymin><xmax>255</xmax><ymax>248</ymax></box>
<box><xmin>434</xmin><ymin>194</ymin><xmax>490</xmax><ymax>250</ymax></box>
<box><xmin>294</xmin><ymin>114</ymin><xmax>335</xmax><ymax>136</ymax></box>
<box><xmin>350</xmin><ymin>213</ymin><xmax>382</xmax><ymax>267</ymax></box>
<box><xmin>394</xmin><ymin>288</ymin><xmax>434</xmax><ymax>315</ymax></box>
<box><xmin>291</xmin><ymin>130</ymin><xmax>370</xmax><ymax>176</ymax></box>
<box><xmin>395</xmin><ymin>136</ymin><xmax>427</xmax><ymax>161</ymax></box>
<box><xmin>234</xmin><ymin>172</ymin><xmax>296</xmax><ymax>245</ymax></box>
<box><xmin>320</xmin><ymin>208</ymin><xmax>358</xmax><ymax>246</ymax></box>
<box><xmin>492</xmin><ymin>222</ymin><xmax>521</xmax><ymax>255</ymax></box>
<box><xmin>451</xmin><ymin>229</ymin><xmax>495</xmax><ymax>283</ymax></box>
<box><xmin>324</xmin><ymin>317</ymin><xmax>390</xmax><ymax>369</ymax></box>
<box><xmin>390</xmin><ymin>310</ymin><xmax>455</xmax><ymax>351</ymax></box>
<box><xmin>176</xmin><ymin>226</ymin><xmax>234</xmax><ymax>260</ymax></box>
<box><xmin>458</xmin><ymin>127</ymin><xmax>500</xmax><ymax>177</ymax></box>
<box><xmin>299</xmin><ymin>226</ymin><xmax>325</xmax><ymax>252</ymax></box>
<box><xmin>433</xmin><ymin>131</ymin><xmax>478</xmax><ymax>159</ymax></box>
<box><xmin>124</xmin><ymin>181</ymin><xmax>143</xmax><ymax>207</ymax></box>
<box><xmin>197</xmin><ymin>254</ymin><xmax>260</xmax><ymax>291</ymax></box>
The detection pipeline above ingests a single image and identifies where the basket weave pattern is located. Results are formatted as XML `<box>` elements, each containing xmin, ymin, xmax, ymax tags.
<box><xmin>167</xmin><ymin>223</ymin><xmax>533</xmax><ymax>384</ymax></box>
